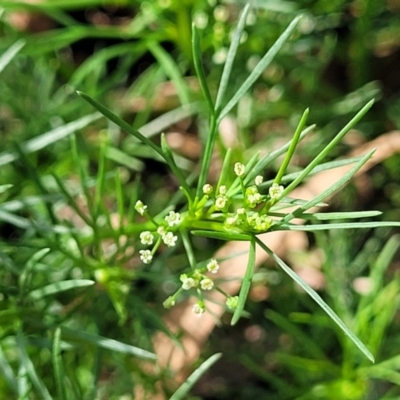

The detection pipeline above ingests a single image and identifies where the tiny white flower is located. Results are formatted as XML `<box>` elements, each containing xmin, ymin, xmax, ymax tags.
<box><xmin>207</xmin><ymin>259</ymin><xmax>220</xmax><ymax>274</ymax></box>
<box><xmin>226</xmin><ymin>296</ymin><xmax>239</xmax><ymax>310</ymax></box>
<box><xmin>237</xmin><ymin>207</ymin><xmax>246</xmax><ymax>215</ymax></box>
<box><xmin>139</xmin><ymin>249</ymin><xmax>152</xmax><ymax>264</ymax></box>
<box><xmin>255</xmin><ymin>175</ymin><xmax>263</xmax><ymax>186</ymax></box>
<box><xmin>182</xmin><ymin>277</ymin><xmax>196</xmax><ymax>290</ymax></box>
<box><xmin>192</xmin><ymin>301</ymin><xmax>205</xmax><ymax>315</ymax></box>
<box><xmin>203</xmin><ymin>184</ymin><xmax>213</xmax><ymax>195</ymax></box>
<box><xmin>135</xmin><ymin>200</ymin><xmax>147</xmax><ymax>216</ymax></box>
<box><xmin>165</xmin><ymin>211</ymin><xmax>181</xmax><ymax>227</ymax></box>
<box><xmin>225</xmin><ymin>215</ymin><xmax>237</xmax><ymax>227</ymax></box>
<box><xmin>234</xmin><ymin>162</ymin><xmax>245</xmax><ymax>177</ymax></box>
<box><xmin>215</xmin><ymin>195</ymin><xmax>227</xmax><ymax>210</ymax></box>
<box><xmin>269</xmin><ymin>183</ymin><xmax>284</xmax><ymax>200</ymax></box>
<box><xmin>200</xmin><ymin>278</ymin><xmax>214</xmax><ymax>291</ymax></box>
<box><xmin>248</xmin><ymin>194</ymin><xmax>262</xmax><ymax>208</ymax></box>
<box><xmin>140</xmin><ymin>231</ymin><xmax>154</xmax><ymax>245</ymax></box>
<box><xmin>162</xmin><ymin>231</ymin><xmax>178</xmax><ymax>247</ymax></box>
<box><xmin>218</xmin><ymin>185</ymin><xmax>227</xmax><ymax>195</ymax></box>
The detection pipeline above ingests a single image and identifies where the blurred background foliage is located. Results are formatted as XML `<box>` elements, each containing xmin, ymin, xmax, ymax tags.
<box><xmin>0</xmin><ymin>0</ymin><xmax>400</xmax><ymax>399</ymax></box>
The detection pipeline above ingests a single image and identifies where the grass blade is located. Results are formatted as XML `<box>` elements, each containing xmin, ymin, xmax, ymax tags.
<box><xmin>52</xmin><ymin>328</ymin><xmax>67</xmax><ymax>400</ymax></box>
<box><xmin>218</xmin><ymin>15</ymin><xmax>302</xmax><ymax>123</ymax></box>
<box><xmin>215</xmin><ymin>3</ymin><xmax>251</xmax><ymax>111</ymax></box>
<box><xmin>281</xmin><ymin>149</ymin><xmax>375</xmax><ymax>223</ymax></box>
<box><xmin>0</xmin><ymin>113</ymin><xmax>101</xmax><ymax>166</ymax></box>
<box><xmin>28</xmin><ymin>280</ymin><xmax>95</xmax><ymax>300</ymax></box>
<box><xmin>231</xmin><ymin>236</ymin><xmax>256</xmax><ymax>325</ymax></box>
<box><xmin>77</xmin><ymin>91</ymin><xmax>165</xmax><ymax>159</ymax></box>
<box><xmin>192</xmin><ymin>23</ymin><xmax>214</xmax><ymax>113</ymax></box>
<box><xmin>0</xmin><ymin>39</ymin><xmax>25</xmax><ymax>74</ymax></box>
<box><xmin>16</xmin><ymin>333</ymin><xmax>53</xmax><ymax>400</ymax></box>
<box><xmin>256</xmin><ymin>238</ymin><xmax>374</xmax><ymax>363</ymax></box>
<box><xmin>0</xmin><ymin>343</ymin><xmax>18</xmax><ymax>394</ymax></box>
<box><xmin>61</xmin><ymin>327</ymin><xmax>156</xmax><ymax>360</ymax></box>
<box><xmin>276</xmin><ymin>221</ymin><xmax>400</xmax><ymax>231</ymax></box>
<box><xmin>170</xmin><ymin>353</ymin><xmax>222</xmax><ymax>400</ymax></box>
<box><xmin>161</xmin><ymin>133</ymin><xmax>193</xmax><ymax>198</ymax></box>
<box><xmin>148</xmin><ymin>41</ymin><xmax>190</xmax><ymax>106</ymax></box>
<box><xmin>278</xmin><ymin>100</ymin><xmax>374</xmax><ymax>200</ymax></box>
<box><xmin>299</xmin><ymin>211</ymin><xmax>382</xmax><ymax>220</ymax></box>
<box><xmin>243</xmin><ymin>125</ymin><xmax>314</xmax><ymax>188</ymax></box>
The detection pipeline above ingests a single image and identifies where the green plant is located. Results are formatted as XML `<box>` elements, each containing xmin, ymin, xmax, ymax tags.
<box><xmin>242</xmin><ymin>232</ymin><xmax>400</xmax><ymax>400</ymax></box>
<box><xmin>1</xmin><ymin>2</ymin><xmax>400</xmax><ymax>399</ymax></box>
<box><xmin>79</xmin><ymin>5</ymin><xmax>399</xmax><ymax>363</ymax></box>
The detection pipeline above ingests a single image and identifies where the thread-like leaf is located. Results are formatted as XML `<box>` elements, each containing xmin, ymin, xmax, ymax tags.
<box><xmin>61</xmin><ymin>327</ymin><xmax>156</xmax><ymax>360</ymax></box>
<box><xmin>231</xmin><ymin>237</ymin><xmax>256</xmax><ymax>325</ymax></box>
<box><xmin>0</xmin><ymin>39</ymin><xmax>25</xmax><ymax>74</ymax></box>
<box><xmin>218</xmin><ymin>15</ymin><xmax>302</xmax><ymax>123</ymax></box>
<box><xmin>28</xmin><ymin>280</ymin><xmax>94</xmax><ymax>300</ymax></box>
<box><xmin>257</xmin><ymin>239</ymin><xmax>374</xmax><ymax>363</ymax></box>
<box><xmin>170</xmin><ymin>353</ymin><xmax>222</xmax><ymax>400</ymax></box>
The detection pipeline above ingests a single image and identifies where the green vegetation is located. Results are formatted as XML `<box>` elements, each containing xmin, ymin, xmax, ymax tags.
<box><xmin>1</xmin><ymin>1</ymin><xmax>400</xmax><ymax>399</ymax></box>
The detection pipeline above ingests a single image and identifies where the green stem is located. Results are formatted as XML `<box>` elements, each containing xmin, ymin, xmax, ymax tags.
<box><xmin>196</xmin><ymin>113</ymin><xmax>218</xmax><ymax>198</ymax></box>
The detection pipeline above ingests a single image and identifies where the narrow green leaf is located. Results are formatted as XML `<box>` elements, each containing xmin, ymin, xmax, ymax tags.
<box><xmin>264</xmin><ymin>156</ymin><xmax>366</xmax><ymax>186</ymax></box>
<box><xmin>218</xmin><ymin>15</ymin><xmax>302</xmax><ymax>123</ymax></box>
<box><xmin>276</xmin><ymin>221</ymin><xmax>400</xmax><ymax>232</ymax></box>
<box><xmin>77</xmin><ymin>91</ymin><xmax>165</xmax><ymax>159</ymax></box>
<box><xmin>139</xmin><ymin>102</ymin><xmax>201</xmax><ymax>138</ymax></box>
<box><xmin>93</xmin><ymin>141</ymin><xmax>107</xmax><ymax>220</ymax></box>
<box><xmin>17</xmin><ymin>333</ymin><xmax>53</xmax><ymax>400</ymax></box>
<box><xmin>105</xmin><ymin>146</ymin><xmax>144</xmax><ymax>171</ymax></box>
<box><xmin>215</xmin><ymin>3</ymin><xmax>251</xmax><ymax>111</ymax></box>
<box><xmin>61</xmin><ymin>327</ymin><xmax>156</xmax><ymax>360</ymax></box>
<box><xmin>148</xmin><ymin>41</ymin><xmax>190</xmax><ymax>106</ymax></box>
<box><xmin>191</xmin><ymin>230</ymin><xmax>251</xmax><ymax>241</ymax></box>
<box><xmin>51</xmin><ymin>173</ymin><xmax>93</xmax><ymax>226</ymax></box>
<box><xmin>196</xmin><ymin>114</ymin><xmax>219</xmax><ymax>198</ymax></box>
<box><xmin>180</xmin><ymin>229</ymin><xmax>197</xmax><ymax>269</ymax></box>
<box><xmin>216</xmin><ymin>148</ymin><xmax>232</xmax><ymax>193</ymax></box>
<box><xmin>279</xmin><ymin>100</ymin><xmax>374</xmax><ymax>200</ymax></box>
<box><xmin>192</xmin><ymin>23</ymin><xmax>214</xmax><ymax>112</ymax></box>
<box><xmin>28</xmin><ymin>279</ymin><xmax>94</xmax><ymax>300</ymax></box>
<box><xmin>0</xmin><ymin>113</ymin><xmax>101</xmax><ymax>166</ymax></box>
<box><xmin>281</xmin><ymin>149</ymin><xmax>375</xmax><ymax>223</ymax></box>
<box><xmin>274</xmin><ymin>108</ymin><xmax>309</xmax><ymax>184</ymax></box>
<box><xmin>0</xmin><ymin>343</ymin><xmax>18</xmax><ymax>394</ymax></box>
<box><xmin>160</xmin><ymin>133</ymin><xmax>193</xmax><ymax>198</ymax></box>
<box><xmin>170</xmin><ymin>353</ymin><xmax>222</xmax><ymax>400</ymax></box>
<box><xmin>256</xmin><ymin>238</ymin><xmax>374</xmax><ymax>363</ymax></box>
<box><xmin>243</xmin><ymin>125</ymin><xmax>314</xmax><ymax>188</ymax></box>
<box><xmin>0</xmin><ymin>209</ymin><xmax>32</xmax><ymax>229</ymax></box>
<box><xmin>0</xmin><ymin>184</ymin><xmax>12</xmax><ymax>194</ymax></box>
<box><xmin>232</xmin><ymin>237</ymin><xmax>256</xmax><ymax>325</ymax></box>
<box><xmin>0</xmin><ymin>39</ymin><xmax>25</xmax><ymax>74</ymax></box>
<box><xmin>52</xmin><ymin>328</ymin><xmax>67</xmax><ymax>400</ymax></box>
<box><xmin>115</xmin><ymin>169</ymin><xmax>125</xmax><ymax>231</ymax></box>
<box><xmin>298</xmin><ymin>211</ymin><xmax>382</xmax><ymax>220</ymax></box>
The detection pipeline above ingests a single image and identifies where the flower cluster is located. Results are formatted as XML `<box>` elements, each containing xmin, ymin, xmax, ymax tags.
<box><xmin>135</xmin><ymin>201</ymin><xmax>181</xmax><ymax>264</ymax></box>
<box><xmin>198</xmin><ymin>162</ymin><xmax>284</xmax><ymax>234</ymax></box>
<box><xmin>162</xmin><ymin>258</ymin><xmax>238</xmax><ymax>315</ymax></box>
<box><xmin>135</xmin><ymin>161</ymin><xmax>285</xmax><ymax>316</ymax></box>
